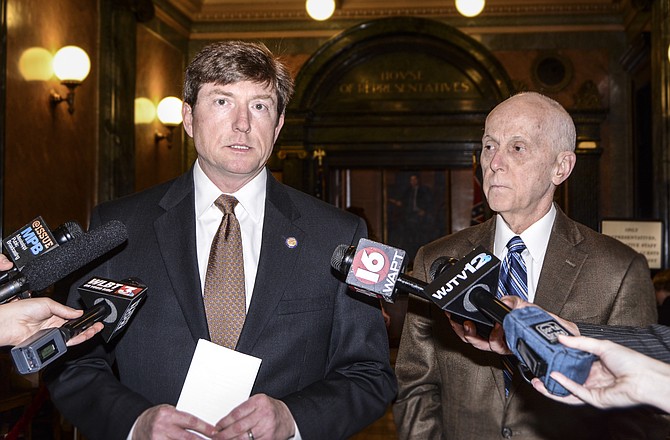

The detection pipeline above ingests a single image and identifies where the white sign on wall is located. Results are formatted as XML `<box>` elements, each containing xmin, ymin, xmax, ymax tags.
<box><xmin>601</xmin><ymin>219</ymin><xmax>664</xmax><ymax>270</ymax></box>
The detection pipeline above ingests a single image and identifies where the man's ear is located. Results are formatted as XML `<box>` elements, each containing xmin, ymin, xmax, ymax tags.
<box><xmin>552</xmin><ymin>151</ymin><xmax>576</xmax><ymax>185</ymax></box>
<box><xmin>182</xmin><ymin>103</ymin><xmax>193</xmax><ymax>137</ymax></box>
<box><xmin>273</xmin><ymin>112</ymin><xmax>285</xmax><ymax>143</ymax></box>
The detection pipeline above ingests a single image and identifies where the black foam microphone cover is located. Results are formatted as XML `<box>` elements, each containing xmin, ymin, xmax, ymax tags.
<box><xmin>21</xmin><ymin>220</ymin><xmax>128</xmax><ymax>292</ymax></box>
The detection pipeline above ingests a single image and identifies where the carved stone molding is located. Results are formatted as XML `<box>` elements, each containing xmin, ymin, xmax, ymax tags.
<box><xmin>163</xmin><ymin>0</ymin><xmax>625</xmax><ymax>23</ymax></box>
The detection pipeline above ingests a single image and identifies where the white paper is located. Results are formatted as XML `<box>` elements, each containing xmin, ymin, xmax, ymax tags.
<box><xmin>177</xmin><ymin>339</ymin><xmax>262</xmax><ymax>428</ymax></box>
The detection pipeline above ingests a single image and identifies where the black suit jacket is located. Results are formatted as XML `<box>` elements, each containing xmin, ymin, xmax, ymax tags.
<box><xmin>46</xmin><ymin>168</ymin><xmax>397</xmax><ymax>440</ymax></box>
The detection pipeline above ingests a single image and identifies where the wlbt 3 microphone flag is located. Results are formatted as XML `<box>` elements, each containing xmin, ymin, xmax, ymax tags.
<box><xmin>11</xmin><ymin>276</ymin><xmax>147</xmax><ymax>374</ymax></box>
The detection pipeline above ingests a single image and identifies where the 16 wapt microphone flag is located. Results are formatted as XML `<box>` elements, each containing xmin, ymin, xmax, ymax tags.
<box><xmin>344</xmin><ymin>238</ymin><xmax>407</xmax><ymax>300</ymax></box>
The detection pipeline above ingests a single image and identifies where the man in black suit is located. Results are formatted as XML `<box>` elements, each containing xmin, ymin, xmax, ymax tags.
<box><xmin>46</xmin><ymin>41</ymin><xmax>396</xmax><ymax>440</ymax></box>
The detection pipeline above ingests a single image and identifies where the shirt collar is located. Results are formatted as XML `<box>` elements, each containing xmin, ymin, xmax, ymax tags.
<box><xmin>193</xmin><ymin>159</ymin><xmax>267</xmax><ymax>222</ymax></box>
<box><xmin>494</xmin><ymin>203</ymin><xmax>556</xmax><ymax>263</ymax></box>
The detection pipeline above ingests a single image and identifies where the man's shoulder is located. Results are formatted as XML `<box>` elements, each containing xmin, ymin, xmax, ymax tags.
<box><xmin>274</xmin><ymin>182</ymin><xmax>362</xmax><ymax>226</ymax></box>
<box><xmin>421</xmin><ymin>220</ymin><xmax>492</xmax><ymax>256</ymax></box>
<box><xmin>556</xmin><ymin>215</ymin><xmax>643</xmax><ymax>259</ymax></box>
<box><xmin>95</xmin><ymin>174</ymin><xmax>187</xmax><ymax>218</ymax></box>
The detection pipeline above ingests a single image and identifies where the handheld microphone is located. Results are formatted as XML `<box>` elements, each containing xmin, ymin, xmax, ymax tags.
<box><xmin>332</xmin><ymin>239</ymin><xmax>595</xmax><ymax>396</ymax></box>
<box><xmin>0</xmin><ymin>220</ymin><xmax>128</xmax><ymax>304</ymax></box>
<box><xmin>11</xmin><ymin>277</ymin><xmax>147</xmax><ymax>374</ymax></box>
<box><xmin>331</xmin><ymin>239</ymin><xmax>503</xmax><ymax>326</ymax></box>
<box><xmin>426</xmin><ymin>246</ymin><xmax>502</xmax><ymax>331</ymax></box>
<box><xmin>427</xmin><ymin>248</ymin><xmax>596</xmax><ymax>397</ymax></box>
<box><xmin>77</xmin><ymin>276</ymin><xmax>147</xmax><ymax>342</ymax></box>
<box><xmin>331</xmin><ymin>238</ymin><xmax>431</xmax><ymax>302</ymax></box>
<box><xmin>2</xmin><ymin>217</ymin><xmax>83</xmax><ymax>270</ymax></box>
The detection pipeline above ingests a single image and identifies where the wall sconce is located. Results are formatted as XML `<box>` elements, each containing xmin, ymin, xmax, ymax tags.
<box><xmin>306</xmin><ymin>0</ymin><xmax>336</xmax><ymax>21</ymax></box>
<box><xmin>155</xmin><ymin>96</ymin><xmax>183</xmax><ymax>148</ymax></box>
<box><xmin>50</xmin><ymin>46</ymin><xmax>91</xmax><ymax>114</ymax></box>
<box><xmin>134</xmin><ymin>97</ymin><xmax>156</xmax><ymax>124</ymax></box>
<box><xmin>19</xmin><ymin>47</ymin><xmax>53</xmax><ymax>81</ymax></box>
<box><xmin>455</xmin><ymin>0</ymin><xmax>485</xmax><ymax>17</ymax></box>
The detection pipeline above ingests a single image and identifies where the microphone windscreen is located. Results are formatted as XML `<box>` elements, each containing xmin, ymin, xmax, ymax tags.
<box><xmin>330</xmin><ymin>244</ymin><xmax>350</xmax><ymax>274</ymax></box>
<box><xmin>429</xmin><ymin>256</ymin><xmax>458</xmax><ymax>281</ymax></box>
<box><xmin>60</xmin><ymin>221</ymin><xmax>84</xmax><ymax>240</ymax></box>
<box><xmin>22</xmin><ymin>220</ymin><xmax>128</xmax><ymax>292</ymax></box>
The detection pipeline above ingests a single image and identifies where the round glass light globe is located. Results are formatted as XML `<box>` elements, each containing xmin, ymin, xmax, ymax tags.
<box><xmin>157</xmin><ymin>96</ymin><xmax>183</xmax><ymax>125</ymax></box>
<box><xmin>455</xmin><ymin>0</ymin><xmax>485</xmax><ymax>18</ymax></box>
<box><xmin>306</xmin><ymin>0</ymin><xmax>335</xmax><ymax>21</ymax></box>
<box><xmin>53</xmin><ymin>46</ymin><xmax>90</xmax><ymax>82</ymax></box>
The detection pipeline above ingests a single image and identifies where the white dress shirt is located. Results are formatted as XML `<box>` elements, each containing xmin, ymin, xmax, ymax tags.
<box><xmin>493</xmin><ymin>204</ymin><xmax>556</xmax><ymax>303</ymax></box>
<box><xmin>193</xmin><ymin>159</ymin><xmax>266</xmax><ymax>309</ymax></box>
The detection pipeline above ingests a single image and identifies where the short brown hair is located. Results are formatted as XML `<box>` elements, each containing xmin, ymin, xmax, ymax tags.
<box><xmin>653</xmin><ymin>269</ymin><xmax>670</xmax><ymax>292</ymax></box>
<box><xmin>183</xmin><ymin>41</ymin><xmax>294</xmax><ymax>116</ymax></box>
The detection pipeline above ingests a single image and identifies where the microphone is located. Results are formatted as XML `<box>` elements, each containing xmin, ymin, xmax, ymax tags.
<box><xmin>429</xmin><ymin>256</ymin><xmax>459</xmax><ymax>281</ymax></box>
<box><xmin>11</xmin><ymin>277</ymin><xmax>147</xmax><ymax>374</ymax></box>
<box><xmin>77</xmin><ymin>276</ymin><xmax>147</xmax><ymax>342</ymax></box>
<box><xmin>2</xmin><ymin>217</ymin><xmax>84</xmax><ymax>272</ymax></box>
<box><xmin>426</xmin><ymin>249</ymin><xmax>596</xmax><ymax>397</ymax></box>
<box><xmin>426</xmin><ymin>246</ymin><xmax>503</xmax><ymax>331</ymax></box>
<box><xmin>0</xmin><ymin>220</ymin><xmax>128</xmax><ymax>304</ymax></box>
<box><xmin>332</xmin><ymin>239</ymin><xmax>595</xmax><ymax>395</ymax></box>
<box><xmin>331</xmin><ymin>238</ymin><xmax>431</xmax><ymax>302</ymax></box>
<box><xmin>331</xmin><ymin>239</ymin><xmax>502</xmax><ymax>326</ymax></box>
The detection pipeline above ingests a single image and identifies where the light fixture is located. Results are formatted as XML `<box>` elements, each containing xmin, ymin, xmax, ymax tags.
<box><xmin>49</xmin><ymin>45</ymin><xmax>91</xmax><ymax>114</ymax></box>
<box><xmin>134</xmin><ymin>97</ymin><xmax>156</xmax><ymax>124</ymax></box>
<box><xmin>667</xmin><ymin>43</ymin><xmax>670</xmax><ymax>63</ymax></box>
<box><xmin>455</xmin><ymin>0</ymin><xmax>485</xmax><ymax>17</ymax></box>
<box><xmin>19</xmin><ymin>47</ymin><xmax>53</xmax><ymax>81</ymax></box>
<box><xmin>306</xmin><ymin>0</ymin><xmax>336</xmax><ymax>21</ymax></box>
<box><xmin>155</xmin><ymin>96</ymin><xmax>183</xmax><ymax>148</ymax></box>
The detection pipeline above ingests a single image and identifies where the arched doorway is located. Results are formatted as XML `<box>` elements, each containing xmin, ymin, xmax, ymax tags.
<box><xmin>277</xmin><ymin>17</ymin><xmax>515</xmax><ymax>344</ymax></box>
<box><xmin>280</xmin><ymin>15</ymin><xmax>513</xmax><ymax>251</ymax></box>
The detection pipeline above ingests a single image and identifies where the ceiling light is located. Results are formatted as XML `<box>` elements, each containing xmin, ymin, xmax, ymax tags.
<box><xmin>455</xmin><ymin>0</ymin><xmax>485</xmax><ymax>18</ymax></box>
<box><xmin>306</xmin><ymin>0</ymin><xmax>336</xmax><ymax>21</ymax></box>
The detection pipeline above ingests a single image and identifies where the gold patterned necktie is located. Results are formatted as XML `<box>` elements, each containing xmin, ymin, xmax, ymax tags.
<box><xmin>204</xmin><ymin>194</ymin><xmax>246</xmax><ymax>349</ymax></box>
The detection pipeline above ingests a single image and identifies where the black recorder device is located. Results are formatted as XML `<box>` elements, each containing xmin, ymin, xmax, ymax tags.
<box><xmin>11</xmin><ymin>301</ymin><xmax>110</xmax><ymax>374</ymax></box>
<box><xmin>11</xmin><ymin>276</ymin><xmax>147</xmax><ymax>374</ymax></box>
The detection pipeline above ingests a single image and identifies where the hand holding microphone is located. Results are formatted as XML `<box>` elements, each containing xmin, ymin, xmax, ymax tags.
<box><xmin>0</xmin><ymin>297</ymin><xmax>103</xmax><ymax>347</ymax></box>
<box><xmin>332</xmin><ymin>238</ymin><xmax>595</xmax><ymax>396</ymax></box>
<box><xmin>11</xmin><ymin>276</ymin><xmax>147</xmax><ymax>374</ymax></box>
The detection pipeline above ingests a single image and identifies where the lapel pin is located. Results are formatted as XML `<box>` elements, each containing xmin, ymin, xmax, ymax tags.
<box><xmin>285</xmin><ymin>237</ymin><xmax>298</xmax><ymax>248</ymax></box>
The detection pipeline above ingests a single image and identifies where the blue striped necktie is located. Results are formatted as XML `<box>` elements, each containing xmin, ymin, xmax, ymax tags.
<box><xmin>497</xmin><ymin>236</ymin><xmax>528</xmax><ymax>396</ymax></box>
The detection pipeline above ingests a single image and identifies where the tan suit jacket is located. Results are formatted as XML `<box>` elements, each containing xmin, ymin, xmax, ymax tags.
<box><xmin>393</xmin><ymin>207</ymin><xmax>667</xmax><ymax>439</ymax></box>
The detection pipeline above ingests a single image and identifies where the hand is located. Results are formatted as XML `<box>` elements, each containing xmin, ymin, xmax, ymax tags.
<box><xmin>446</xmin><ymin>311</ymin><xmax>511</xmax><ymax>355</ymax></box>
<box><xmin>0</xmin><ymin>253</ymin><xmax>13</xmax><ymax>271</ymax></box>
<box><xmin>213</xmin><ymin>394</ymin><xmax>296</xmax><ymax>440</ymax></box>
<box><xmin>134</xmin><ymin>404</ymin><xmax>217</xmax><ymax>439</ymax></box>
<box><xmin>531</xmin><ymin>335</ymin><xmax>670</xmax><ymax>414</ymax></box>
<box><xmin>0</xmin><ymin>298</ymin><xmax>104</xmax><ymax>347</ymax></box>
<box><xmin>500</xmin><ymin>296</ymin><xmax>581</xmax><ymax>336</ymax></box>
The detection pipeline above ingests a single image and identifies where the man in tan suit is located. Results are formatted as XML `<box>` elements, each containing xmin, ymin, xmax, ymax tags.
<box><xmin>393</xmin><ymin>92</ymin><xmax>668</xmax><ymax>439</ymax></box>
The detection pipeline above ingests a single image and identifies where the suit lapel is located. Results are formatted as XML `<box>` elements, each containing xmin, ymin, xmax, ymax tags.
<box><xmin>237</xmin><ymin>174</ymin><xmax>304</xmax><ymax>352</ymax></box>
<box><xmin>534</xmin><ymin>208</ymin><xmax>587</xmax><ymax>314</ymax></box>
<box><xmin>154</xmin><ymin>169</ymin><xmax>210</xmax><ymax>342</ymax></box>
